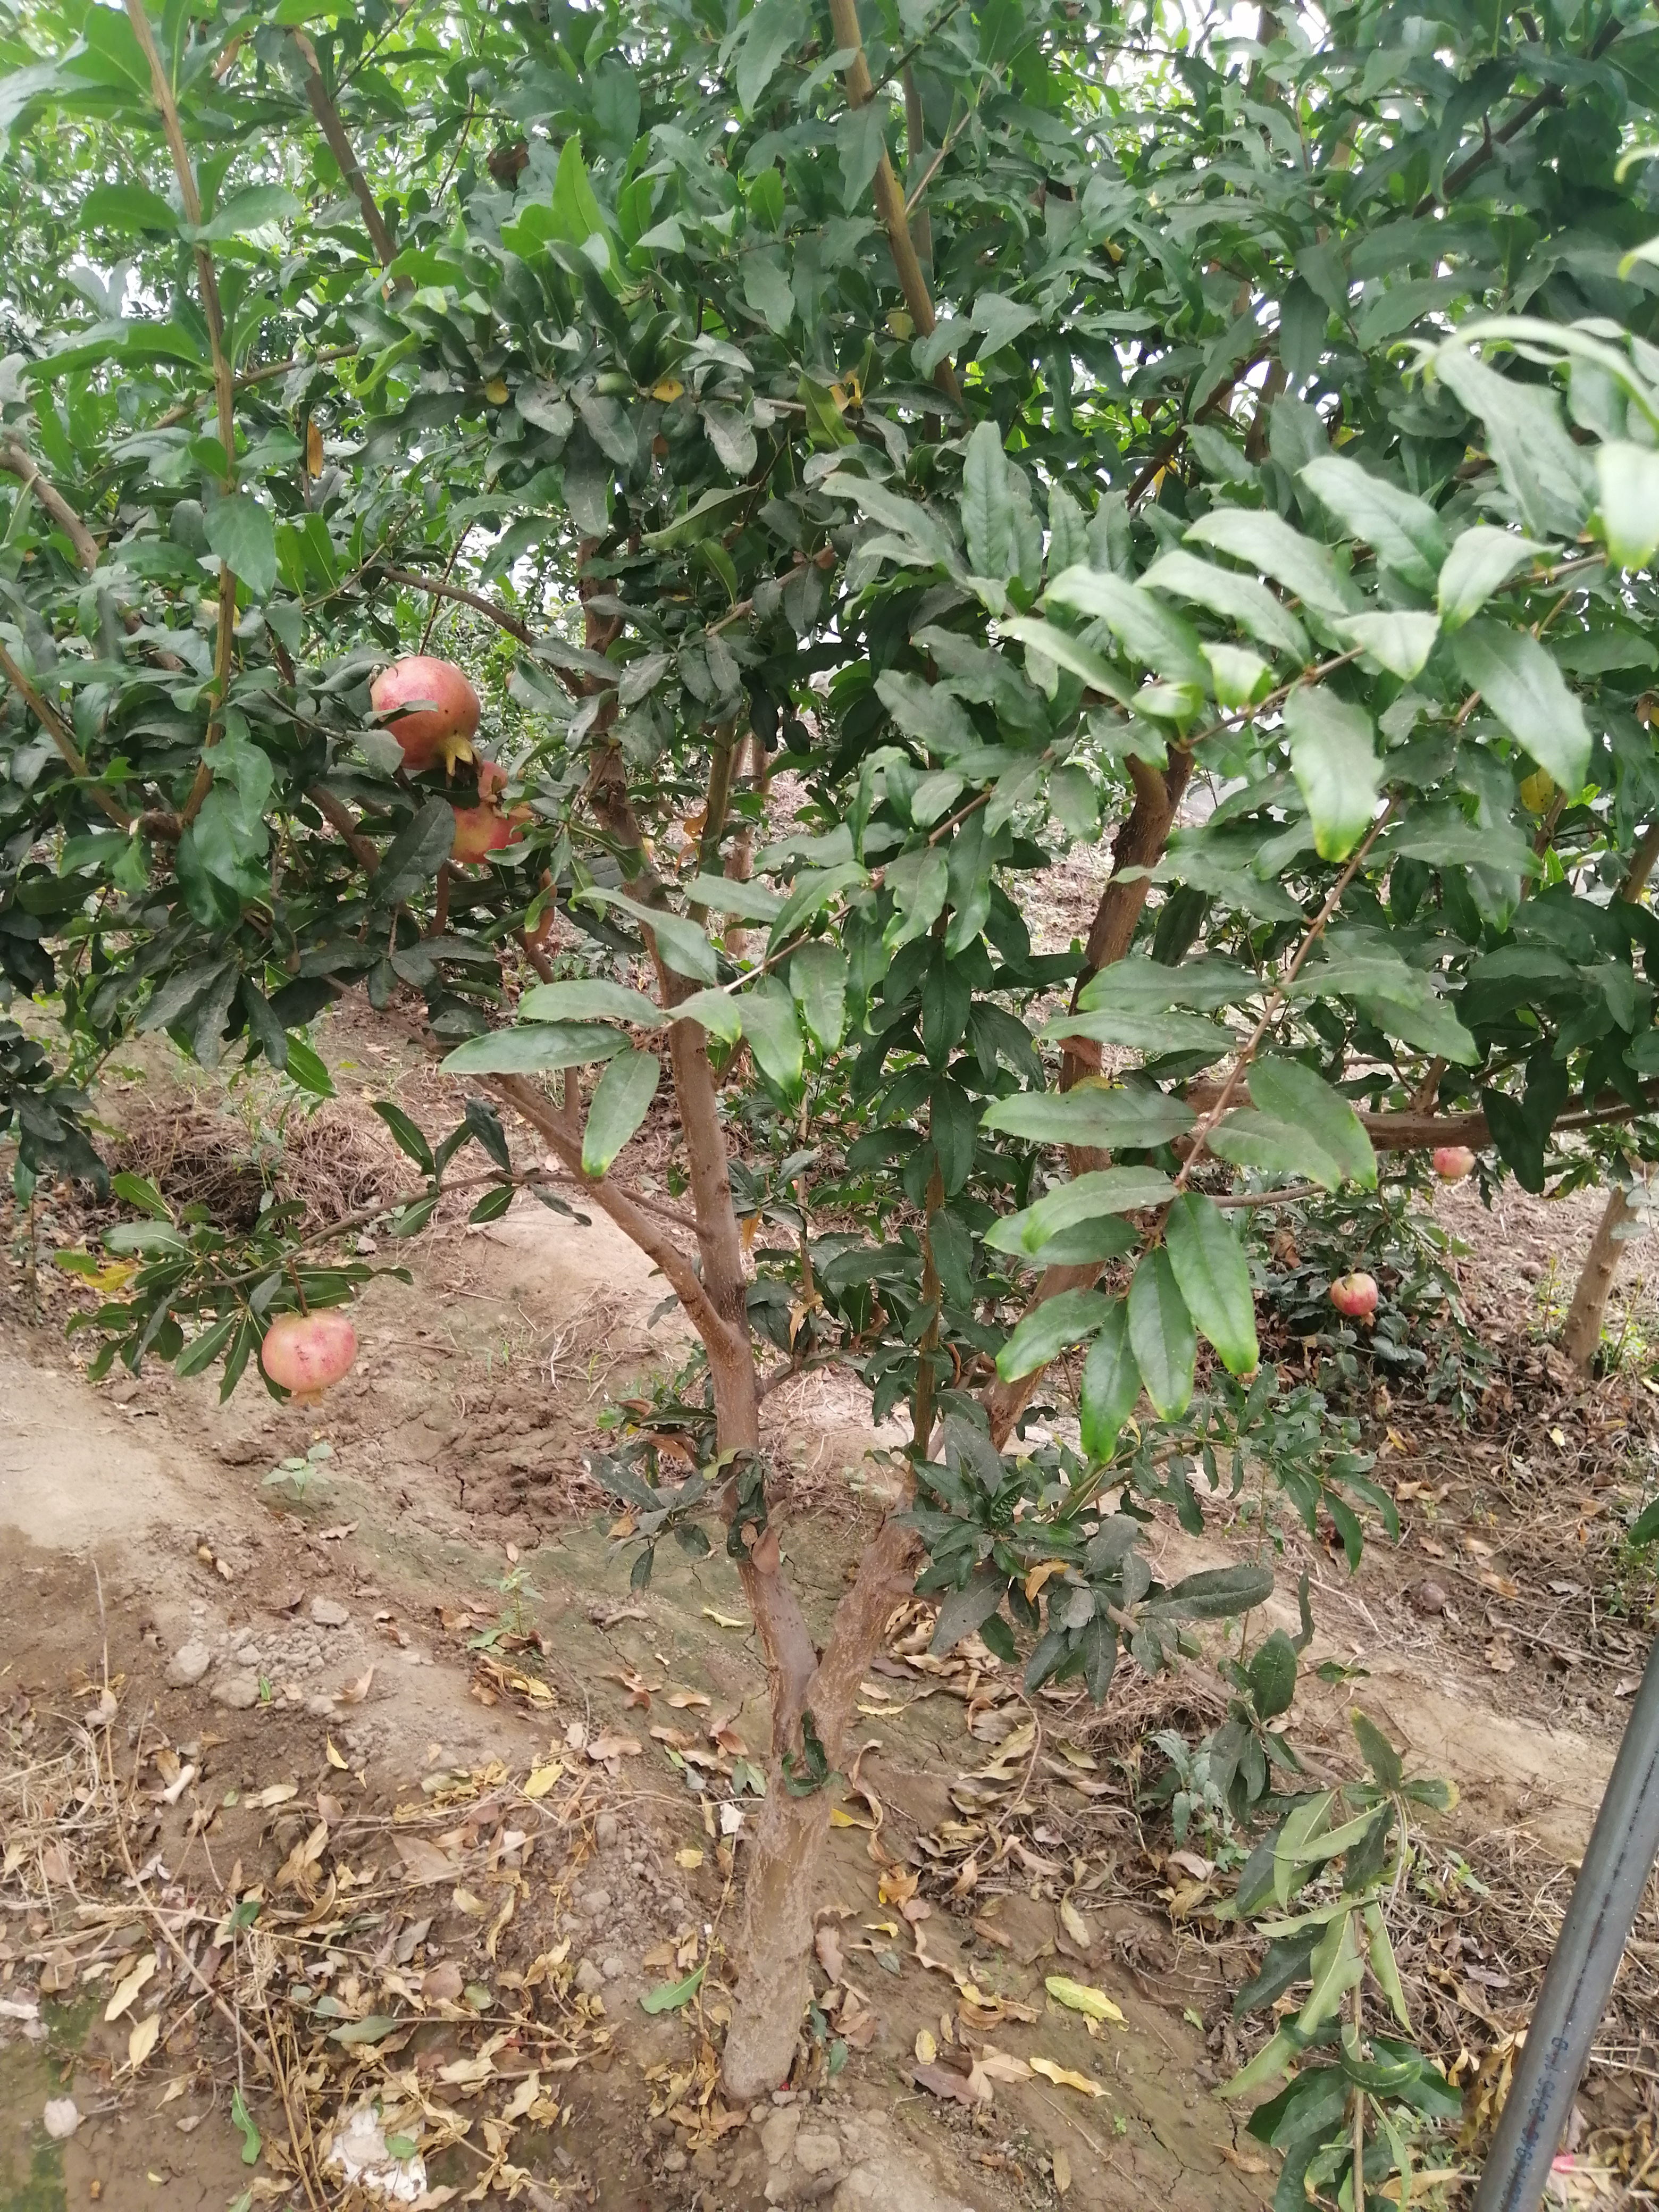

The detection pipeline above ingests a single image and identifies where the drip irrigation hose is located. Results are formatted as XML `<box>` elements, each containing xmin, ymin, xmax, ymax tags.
<box><xmin>1471</xmin><ymin>1629</ymin><xmax>1659</xmax><ymax>2212</ymax></box>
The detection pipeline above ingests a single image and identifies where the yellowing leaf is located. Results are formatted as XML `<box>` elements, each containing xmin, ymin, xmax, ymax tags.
<box><xmin>1059</xmin><ymin>1899</ymin><xmax>1092</xmax><ymax>1950</ymax></box>
<box><xmin>106</xmin><ymin>1956</ymin><xmax>156</xmax><ymax>2022</ymax></box>
<box><xmin>915</xmin><ymin>2029</ymin><xmax>937</xmax><ymax>2065</ymax></box>
<box><xmin>325</xmin><ymin>1737</ymin><xmax>348</xmax><ymax>1771</ymax></box>
<box><xmin>1024</xmin><ymin>1560</ymin><xmax>1064</xmax><ymax>1604</ymax></box>
<box><xmin>523</xmin><ymin>1761</ymin><xmax>564</xmax><ymax>1799</ymax></box>
<box><xmin>127</xmin><ymin>2013</ymin><xmax>161</xmax><ymax>2072</ymax></box>
<box><xmin>702</xmin><ymin>1608</ymin><xmax>747</xmax><ymax>1629</ymax></box>
<box><xmin>828</xmin><ymin>1807</ymin><xmax>856</xmax><ymax>1827</ymax></box>
<box><xmin>651</xmin><ymin>378</ymin><xmax>685</xmax><ymax>403</ymax></box>
<box><xmin>1045</xmin><ymin>1975</ymin><xmax>1124</xmax><ymax>2024</ymax></box>
<box><xmin>1030</xmin><ymin>2055</ymin><xmax>1108</xmax><ymax>2097</ymax></box>
<box><xmin>675</xmin><ymin>1847</ymin><xmax>704</xmax><ymax>1869</ymax></box>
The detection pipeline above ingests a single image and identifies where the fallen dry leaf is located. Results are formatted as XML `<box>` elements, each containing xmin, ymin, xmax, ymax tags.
<box><xmin>1222</xmin><ymin>2148</ymin><xmax>1272</xmax><ymax>2176</ymax></box>
<box><xmin>249</xmin><ymin>1783</ymin><xmax>298</xmax><ymax>1811</ymax></box>
<box><xmin>522</xmin><ymin>1762</ymin><xmax>564</xmax><ymax>1799</ymax></box>
<box><xmin>1030</xmin><ymin>2055</ymin><xmax>1108</xmax><ymax>2097</ymax></box>
<box><xmin>1059</xmin><ymin>1898</ymin><xmax>1092</xmax><ymax>1951</ymax></box>
<box><xmin>105</xmin><ymin>1957</ymin><xmax>156</xmax><ymax>2023</ymax></box>
<box><xmin>393</xmin><ymin>1836</ymin><xmax>459</xmax><ymax>1886</ymax></box>
<box><xmin>325</xmin><ymin>1738</ymin><xmax>348</xmax><ymax>1771</ymax></box>
<box><xmin>1053</xmin><ymin>2147</ymin><xmax>1073</xmax><ymax>2195</ymax></box>
<box><xmin>127</xmin><ymin>2014</ymin><xmax>160</xmax><ymax>2072</ymax></box>
<box><xmin>675</xmin><ymin>1847</ymin><xmax>704</xmax><ymax>1870</ymax></box>
<box><xmin>1045</xmin><ymin>1975</ymin><xmax>1125</xmax><ymax>2024</ymax></box>
<box><xmin>915</xmin><ymin>2028</ymin><xmax>936</xmax><ymax>2065</ymax></box>
<box><xmin>815</xmin><ymin>1925</ymin><xmax>845</xmax><ymax>1983</ymax></box>
<box><xmin>1485</xmin><ymin>1641</ymin><xmax>1518</xmax><ymax>1674</ymax></box>
<box><xmin>914</xmin><ymin>2060</ymin><xmax>989</xmax><ymax>2108</ymax></box>
<box><xmin>701</xmin><ymin>1608</ymin><xmax>746</xmax><ymax>1630</ymax></box>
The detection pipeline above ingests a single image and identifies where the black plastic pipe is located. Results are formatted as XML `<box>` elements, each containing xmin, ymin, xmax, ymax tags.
<box><xmin>1471</xmin><ymin>1630</ymin><xmax>1659</xmax><ymax>2212</ymax></box>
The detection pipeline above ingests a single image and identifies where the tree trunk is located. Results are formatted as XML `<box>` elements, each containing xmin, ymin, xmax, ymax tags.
<box><xmin>723</xmin><ymin>1516</ymin><xmax>919</xmax><ymax>2101</ymax></box>
<box><xmin>1562</xmin><ymin>1184</ymin><xmax>1638</xmax><ymax>1373</ymax></box>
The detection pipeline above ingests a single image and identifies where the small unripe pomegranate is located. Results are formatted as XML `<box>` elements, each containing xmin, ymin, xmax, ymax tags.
<box><xmin>1330</xmin><ymin>1272</ymin><xmax>1379</xmax><ymax>1320</ymax></box>
<box><xmin>1431</xmin><ymin>1145</ymin><xmax>1476</xmax><ymax>1180</ymax></box>
<box><xmin>370</xmin><ymin>656</ymin><xmax>480</xmax><ymax>776</ymax></box>
<box><xmin>260</xmin><ymin>1309</ymin><xmax>358</xmax><ymax>1401</ymax></box>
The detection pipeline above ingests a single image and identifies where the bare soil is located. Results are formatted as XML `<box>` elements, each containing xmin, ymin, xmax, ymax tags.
<box><xmin>2</xmin><ymin>1016</ymin><xmax>1657</xmax><ymax>2212</ymax></box>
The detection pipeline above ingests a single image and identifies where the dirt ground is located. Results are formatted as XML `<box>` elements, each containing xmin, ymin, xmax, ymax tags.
<box><xmin>2</xmin><ymin>1012</ymin><xmax>1657</xmax><ymax>2212</ymax></box>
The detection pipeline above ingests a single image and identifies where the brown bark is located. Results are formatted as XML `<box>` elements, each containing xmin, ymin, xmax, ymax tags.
<box><xmin>1562</xmin><ymin>1183</ymin><xmax>1639</xmax><ymax>1372</ymax></box>
<box><xmin>0</xmin><ymin>442</ymin><xmax>99</xmax><ymax>573</ymax></box>
<box><xmin>291</xmin><ymin>31</ymin><xmax>398</xmax><ymax>269</ymax></box>
<box><xmin>724</xmin><ymin>1516</ymin><xmax>919</xmax><ymax>2100</ymax></box>
<box><xmin>1559</xmin><ymin>822</ymin><xmax>1659</xmax><ymax>1369</ymax></box>
<box><xmin>826</xmin><ymin>0</ymin><xmax>961</xmax><ymax>411</ymax></box>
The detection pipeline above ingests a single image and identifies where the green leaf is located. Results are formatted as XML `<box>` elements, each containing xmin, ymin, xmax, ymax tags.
<box><xmin>584</xmin><ymin>888</ymin><xmax>718</xmax><ymax>984</ymax></box>
<box><xmin>739</xmin><ymin>978</ymin><xmax>804</xmax><ymax>1097</ymax></box>
<box><xmin>986</xmin><ymin>1165</ymin><xmax>1176</xmax><ymax>1255</ymax></box>
<box><xmin>1247</xmin><ymin>1057</ymin><xmax>1376</xmax><ymax>1188</ymax></box>
<box><xmin>329</xmin><ymin>2013</ymin><xmax>401</xmax><ymax>2046</ymax></box>
<box><xmin>1338</xmin><ymin>611</ymin><xmax>1439</xmax><ymax>680</ymax></box>
<box><xmin>111</xmin><ymin>1171</ymin><xmax>172</xmax><ymax>1221</ymax></box>
<box><xmin>1436</xmin><ymin>525</ymin><xmax>1544</xmax><ymax>630</ymax></box>
<box><xmin>83</xmin><ymin>182</ymin><xmax>178</xmax><ymax>233</ymax></box>
<box><xmin>1283</xmin><ymin>687</ymin><xmax>1380</xmax><ymax>861</ymax></box>
<box><xmin>733</xmin><ymin>0</ymin><xmax>801</xmax><ymax>110</ymax></box>
<box><xmin>1631</xmin><ymin>1495</ymin><xmax>1659</xmax><ymax>1546</ymax></box>
<box><xmin>981</xmin><ymin>1085</ymin><xmax>1196</xmax><ymax>1151</ymax></box>
<box><xmin>185</xmin><ymin>185</ymin><xmax>300</xmax><ymax>242</ymax></box>
<box><xmin>1595</xmin><ymin>442</ymin><xmax>1659</xmax><ymax>568</ymax></box>
<box><xmin>1126</xmin><ymin>1246</ymin><xmax>1195</xmax><ymax>1420</ymax></box>
<box><xmin>1164</xmin><ymin>1192</ymin><xmax>1258</xmax><ymax>1377</ymax></box>
<box><xmin>1434</xmin><ymin>346</ymin><xmax>1590</xmax><ymax>540</ymax></box>
<box><xmin>1298</xmin><ymin>456</ymin><xmax>1446</xmax><ymax>591</ymax></box>
<box><xmin>468</xmin><ymin>1184</ymin><xmax>515</xmax><ymax>1224</ymax></box>
<box><xmin>962</xmin><ymin>420</ymin><xmax>1016</xmax><ymax>582</ymax></box>
<box><xmin>789</xmin><ymin>942</ymin><xmax>847</xmax><ymax>1050</ymax></box>
<box><xmin>1350</xmin><ymin>1710</ymin><xmax>1404</xmax><ymax>1791</ymax></box>
<box><xmin>204</xmin><ymin>495</ymin><xmax>278</xmax><ymax>598</ymax></box>
<box><xmin>998</xmin><ymin>616</ymin><xmax>1130</xmax><ymax>703</ymax></box>
<box><xmin>995</xmin><ymin>1286</ymin><xmax>1113</xmax><ymax>1380</ymax></box>
<box><xmin>1362</xmin><ymin>1903</ymin><xmax>1412</xmax><ymax>2032</ymax></box>
<box><xmin>640</xmin><ymin>1960</ymin><xmax>707</xmax><ymax>2012</ymax></box>
<box><xmin>1184</xmin><ymin>508</ymin><xmax>1361</xmax><ymax>617</ymax></box>
<box><xmin>1220</xmin><ymin>2026</ymin><xmax>1298</xmax><ymax>2099</ymax></box>
<box><xmin>1036</xmin><ymin>1006</ymin><xmax>1236</xmax><ymax>1060</ymax></box>
<box><xmin>521</xmin><ymin>979</ymin><xmax>664</xmax><ymax>1026</ymax></box>
<box><xmin>932</xmin><ymin>1570</ymin><xmax>1012</xmax><ymax>1656</ymax></box>
<box><xmin>175</xmin><ymin>1313</ymin><xmax>238</xmax><ymax>1379</ymax></box>
<box><xmin>685</xmin><ymin>873</ymin><xmax>783</xmax><ymax>923</ymax></box>
<box><xmin>1141</xmin><ymin>549</ymin><xmax>1311</xmax><ymax>661</ymax></box>
<box><xmin>972</xmin><ymin>292</ymin><xmax>1039</xmax><ymax>361</ymax></box>
<box><xmin>1079</xmin><ymin>1302</ymin><xmax>1141</xmax><ymax>1459</ymax></box>
<box><xmin>1154</xmin><ymin>1562</ymin><xmax>1275</xmax><ymax>1619</ymax></box>
<box><xmin>1296</xmin><ymin>1909</ymin><xmax>1364</xmax><ymax>2036</ymax></box>
<box><xmin>230</xmin><ymin>2087</ymin><xmax>262</xmax><ymax>2166</ymax></box>
<box><xmin>581</xmin><ymin>1049</ymin><xmax>660</xmax><ymax>1177</ymax></box>
<box><xmin>1203</xmin><ymin>641</ymin><xmax>1271</xmax><ymax>706</ymax></box>
<box><xmin>372</xmin><ymin>1100</ymin><xmax>435</xmax><ymax>1175</ymax></box>
<box><xmin>441</xmin><ymin>1024</ymin><xmax>628</xmax><ymax>1075</ymax></box>
<box><xmin>1452</xmin><ymin>618</ymin><xmax>1591</xmax><ymax>793</ymax></box>
<box><xmin>837</xmin><ymin>102</ymin><xmax>886</xmax><ymax>210</ymax></box>
<box><xmin>1044</xmin><ymin>566</ymin><xmax>1209</xmax><ymax>689</ymax></box>
<box><xmin>671</xmin><ymin>987</ymin><xmax>743</xmax><ymax>1043</ymax></box>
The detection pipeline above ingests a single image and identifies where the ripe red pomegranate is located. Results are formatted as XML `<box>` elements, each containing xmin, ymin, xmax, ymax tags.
<box><xmin>260</xmin><ymin>1309</ymin><xmax>358</xmax><ymax>1401</ymax></box>
<box><xmin>1330</xmin><ymin>1271</ymin><xmax>1379</xmax><ymax>1319</ymax></box>
<box><xmin>450</xmin><ymin>802</ymin><xmax>528</xmax><ymax>863</ymax></box>
<box><xmin>1431</xmin><ymin>1145</ymin><xmax>1476</xmax><ymax>1181</ymax></box>
<box><xmin>370</xmin><ymin>656</ymin><xmax>480</xmax><ymax>776</ymax></box>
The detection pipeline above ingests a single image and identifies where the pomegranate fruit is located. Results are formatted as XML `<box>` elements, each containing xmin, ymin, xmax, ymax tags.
<box><xmin>259</xmin><ymin>1309</ymin><xmax>358</xmax><ymax>1400</ymax></box>
<box><xmin>1330</xmin><ymin>1271</ymin><xmax>1379</xmax><ymax>1319</ymax></box>
<box><xmin>450</xmin><ymin>802</ymin><xmax>528</xmax><ymax>863</ymax></box>
<box><xmin>1431</xmin><ymin>1145</ymin><xmax>1476</xmax><ymax>1181</ymax></box>
<box><xmin>370</xmin><ymin>656</ymin><xmax>480</xmax><ymax>776</ymax></box>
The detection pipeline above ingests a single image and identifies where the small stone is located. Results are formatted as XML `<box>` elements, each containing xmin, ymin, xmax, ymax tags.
<box><xmin>42</xmin><ymin>2098</ymin><xmax>79</xmax><ymax>2141</ymax></box>
<box><xmin>211</xmin><ymin>1670</ymin><xmax>260</xmax><ymax>1711</ymax></box>
<box><xmin>795</xmin><ymin>2131</ymin><xmax>843</xmax><ymax>2178</ymax></box>
<box><xmin>233</xmin><ymin>1644</ymin><xmax>261</xmax><ymax>1668</ymax></box>
<box><xmin>309</xmin><ymin>1596</ymin><xmax>349</xmax><ymax>1629</ymax></box>
<box><xmin>662</xmin><ymin>2150</ymin><xmax>687</xmax><ymax>2174</ymax></box>
<box><xmin>1410</xmin><ymin>1579</ymin><xmax>1451</xmax><ymax>1616</ymax></box>
<box><xmin>760</xmin><ymin>2108</ymin><xmax>801</xmax><ymax>2166</ymax></box>
<box><xmin>573</xmin><ymin>1958</ymin><xmax>604</xmax><ymax>1996</ymax></box>
<box><xmin>600</xmin><ymin>1956</ymin><xmax>626</xmax><ymax>1982</ymax></box>
<box><xmin>165</xmin><ymin>1641</ymin><xmax>212</xmax><ymax>1688</ymax></box>
<box><xmin>578</xmin><ymin>1886</ymin><xmax>613</xmax><ymax>1914</ymax></box>
<box><xmin>691</xmin><ymin>2150</ymin><xmax>720</xmax><ymax>2181</ymax></box>
<box><xmin>595</xmin><ymin>1812</ymin><xmax>619</xmax><ymax>1847</ymax></box>
<box><xmin>304</xmin><ymin>1694</ymin><xmax>337</xmax><ymax>1719</ymax></box>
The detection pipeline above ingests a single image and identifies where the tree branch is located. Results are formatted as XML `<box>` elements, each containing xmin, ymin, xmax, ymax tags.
<box><xmin>827</xmin><ymin>0</ymin><xmax>962</xmax><ymax>412</ymax></box>
<box><xmin>306</xmin><ymin>783</ymin><xmax>381</xmax><ymax>873</ymax></box>
<box><xmin>291</xmin><ymin>31</ymin><xmax>398</xmax><ymax>268</ymax></box>
<box><xmin>1414</xmin><ymin>15</ymin><xmax>1624</xmax><ymax>216</ymax></box>
<box><xmin>124</xmin><ymin>0</ymin><xmax>237</xmax><ymax>828</ymax></box>
<box><xmin>0</xmin><ymin>643</ymin><xmax>132</xmax><ymax>831</ymax></box>
<box><xmin>0</xmin><ymin>441</ymin><xmax>99</xmax><ymax>573</ymax></box>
